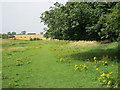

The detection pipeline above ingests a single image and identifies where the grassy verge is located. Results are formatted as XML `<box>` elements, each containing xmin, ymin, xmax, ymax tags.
<box><xmin>2</xmin><ymin>39</ymin><xmax>119</xmax><ymax>88</ymax></box>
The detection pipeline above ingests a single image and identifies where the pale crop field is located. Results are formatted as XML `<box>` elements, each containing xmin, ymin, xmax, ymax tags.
<box><xmin>13</xmin><ymin>35</ymin><xmax>46</xmax><ymax>40</ymax></box>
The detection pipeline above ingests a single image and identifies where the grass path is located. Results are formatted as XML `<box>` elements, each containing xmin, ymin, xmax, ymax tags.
<box><xmin>21</xmin><ymin>45</ymin><xmax>83</xmax><ymax>88</ymax></box>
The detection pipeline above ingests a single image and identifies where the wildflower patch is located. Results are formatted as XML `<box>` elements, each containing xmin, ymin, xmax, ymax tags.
<box><xmin>15</xmin><ymin>58</ymin><xmax>31</xmax><ymax>66</ymax></box>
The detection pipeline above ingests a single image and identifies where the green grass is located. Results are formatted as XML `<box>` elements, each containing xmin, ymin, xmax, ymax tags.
<box><xmin>2</xmin><ymin>39</ymin><xmax>119</xmax><ymax>88</ymax></box>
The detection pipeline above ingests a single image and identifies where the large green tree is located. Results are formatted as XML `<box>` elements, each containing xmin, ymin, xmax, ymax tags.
<box><xmin>40</xmin><ymin>2</ymin><xmax>119</xmax><ymax>41</ymax></box>
<box><xmin>41</xmin><ymin>2</ymin><xmax>99</xmax><ymax>40</ymax></box>
<box><xmin>87</xmin><ymin>2</ymin><xmax>120</xmax><ymax>41</ymax></box>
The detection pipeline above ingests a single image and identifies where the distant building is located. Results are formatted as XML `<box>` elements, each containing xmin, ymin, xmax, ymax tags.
<box><xmin>27</xmin><ymin>33</ymin><xmax>36</xmax><ymax>35</ymax></box>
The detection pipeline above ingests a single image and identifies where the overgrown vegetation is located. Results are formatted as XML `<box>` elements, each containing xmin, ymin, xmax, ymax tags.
<box><xmin>40</xmin><ymin>2</ymin><xmax>120</xmax><ymax>41</ymax></box>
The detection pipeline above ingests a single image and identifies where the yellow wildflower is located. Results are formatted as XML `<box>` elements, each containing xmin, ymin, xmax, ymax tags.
<box><xmin>101</xmin><ymin>73</ymin><xmax>106</xmax><ymax>77</ymax></box>
<box><xmin>106</xmin><ymin>74</ymin><xmax>110</xmax><ymax>78</ymax></box>
<box><xmin>96</xmin><ymin>68</ymin><xmax>99</xmax><ymax>70</ymax></box>
<box><xmin>102</xmin><ymin>61</ymin><xmax>105</xmax><ymax>63</ymax></box>
<box><xmin>113</xmin><ymin>85</ymin><xmax>118</xmax><ymax>88</ymax></box>
<box><xmin>106</xmin><ymin>85</ymin><xmax>110</xmax><ymax>88</ymax></box>
<box><xmin>108</xmin><ymin>81</ymin><xmax>112</xmax><ymax>84</ymax></box>
<box><xmin>102</xmin><ymin>80</ymin><xmax>106</xmax><ymax>82</ymax></box>
<box><xmin>93</xmin><ymin>57</ymin><xmax>97</xmax><ymax>60</ymax></box>
<box><xmin>105</xmin><ymin>61</ymin><xmax>107</xmax><ymax>63</ymax></box>
<box><xmin>97</xmin><ymin>77</ymin><xmax>101</xmax><ymax>81</ymax></box>
<box><xmin>80</xmin><ymin>65</ymin><xmax>84</xmax><ymax>67</ymax></box>
<box><xmin>60</xmin><ymin>58</ymin><xmax>63</xmax><ymax>62</ymax></box>
<box><xmin>74</xmin><ymin>64</ymin><xmax>78</xmax><ymax>67</ymax></box>
<box><xmin>74</xmin><ymin>67</ymin><xmax>79</xmax><ymax>71</ymax></box>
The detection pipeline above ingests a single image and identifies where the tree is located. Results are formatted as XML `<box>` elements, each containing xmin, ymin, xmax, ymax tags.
<box><xmin>7</xmin><ymin>32</ymin><xmax>11</xmax><ymax>35</ymax></box>
<box><xmin>21</xmin><ymin>31</ymin><xmax>26</xmax><ymax>35</ymax></box>
<box><xmin>87</xmin><ymin>2</ymin><xmax>120</xmax><ymax>41</ymax></box>
<box><xmin>2</xmin><ymin>34</ymin><xmax>8</xmax><ymax>39</ymax></box>
<box><xmin>41</xmin><ymin>2</ymin><xmax>99</xmax><ymax>40</ymax></box>
<box><xmin>12</xmin><ymin>32</ymin><xmax>16</xmax><ymax>35</ymax></box>
<box><xmin>40</xmin><ymin>2</ymin><xmax>119</xmax><ymax>41</ymax></box>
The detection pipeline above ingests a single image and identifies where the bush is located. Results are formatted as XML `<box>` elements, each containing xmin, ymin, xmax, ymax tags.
<box><xmin>30</xmin><ymin>37</ymin><xmax>41</xmax><ymax>41</ymax></box>
<box><xmin>33</xmin><ymin>38</ymin><xmax>37</xmax><ymax>40</ymax></box>
<box><xmin>2</xmin><ymin>34</ymin><xmax>8</xmax><ymax>39</ymax></box>
<box><xmin>36</xmin><ymin>38</ymin><xmax>40</xmax><ymax>40</ymax></box>
<box><xmin>29</xmin><ymin>38</ymin><xmax>33</xmax><ymax>41</ymax></box>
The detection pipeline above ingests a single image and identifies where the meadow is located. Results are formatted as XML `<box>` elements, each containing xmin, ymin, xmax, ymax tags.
<box><xmin>1</xmin><ymin>39</ymin><xmax>119</xmax><ymax>88</ymax></box>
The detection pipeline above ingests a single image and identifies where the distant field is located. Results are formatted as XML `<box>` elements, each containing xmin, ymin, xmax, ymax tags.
<box><xmin>13</xmin><ymin>35</ymin><xmax>47</xmax><ymax>40</ymax></box>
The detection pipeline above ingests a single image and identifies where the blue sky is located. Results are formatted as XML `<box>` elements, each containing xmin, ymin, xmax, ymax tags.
<box><xmin>0</xmin><ymin>0</ymin><xmax>67</xmax><ymax>34</ymax></box>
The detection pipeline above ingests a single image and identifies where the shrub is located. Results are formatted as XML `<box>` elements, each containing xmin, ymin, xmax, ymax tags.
<box><xmin>36</xmin><ymin>38</ymin><xmax>40</xmax><ymax>40</ymax></box>
<box><xmin>29</xmin><ymin>38</ymin><xmax>33</xmax><ymax>41</ymax></box>
<box><xmin>33</xmin><ymin>38</ymin><xmax>37</xmax><ymax>40</ymax></box>
<box><xmin>2</xmin><ymin>34</ymin><xmax>8</xmax><ymax>39</ymax></box>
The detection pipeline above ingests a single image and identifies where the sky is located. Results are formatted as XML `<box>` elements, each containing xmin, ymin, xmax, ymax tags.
<box><xmin>0</xmin><ymin>0</ymin><xmax>119</xmax><ymax>34</ymax></box>
<box><xmin>0</xmin><ymin>0</ymin><xmax>67</xmax><ymax>34</ymax></box>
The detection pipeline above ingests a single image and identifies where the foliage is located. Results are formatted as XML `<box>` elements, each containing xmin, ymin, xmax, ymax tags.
<box><xmin>7</xmin><ymin>32</ymin><xmax>12</xmax><ymax>35</ymax></box>
<box><xmin>97</xmin><ymin>72</ymin><xmax>119</xmax><ymax>88</ymax></box>
<box><xmin>2</xmin><ymin>34</ymin><xmax>8</xmax><ymax>39</ymax></box>
<box><xmin>40</xmin><ymin>2</ymin><xmax>119</xmax><ymax>41</ymax></box>
<box><xmin>87</xmin><ymin>2</ymin><xmax>120</xmax><ymax>41</ymax></box>
<box><xmin>29</xmin><ymin>37</ymin><xmax>41</xmax><ymax>41</ymax></box>
<box><xmin>12</xmin><ymin>32</ymin><xmax>16</xmax><ymax>35</ymax></box>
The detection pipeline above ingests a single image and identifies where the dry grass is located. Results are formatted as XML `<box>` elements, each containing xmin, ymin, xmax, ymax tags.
<box><xmin>0</xmin><ymin>49</ymin><xmax>2</xmax><ymax>51</ymax></box>
<box><xmin>1</xmin><ymin>47</ymin><xmax>27</xmax><ymax>51</ymax></box>
<box><xmin>13</xmin><ymin>35</ymin><xmax>46</xmax><ymax>40</ymax></box>
<box><xmin>69</xmin><ymin>40</ymin><xmax>99</xmax><ymax>47</ymax></box>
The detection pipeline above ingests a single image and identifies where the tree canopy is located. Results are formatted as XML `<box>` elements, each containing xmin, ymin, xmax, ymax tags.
<box><xmin>40</xmin><ymin>2</ymin><xmax>120</xmax><ymax>41</ymax></box>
